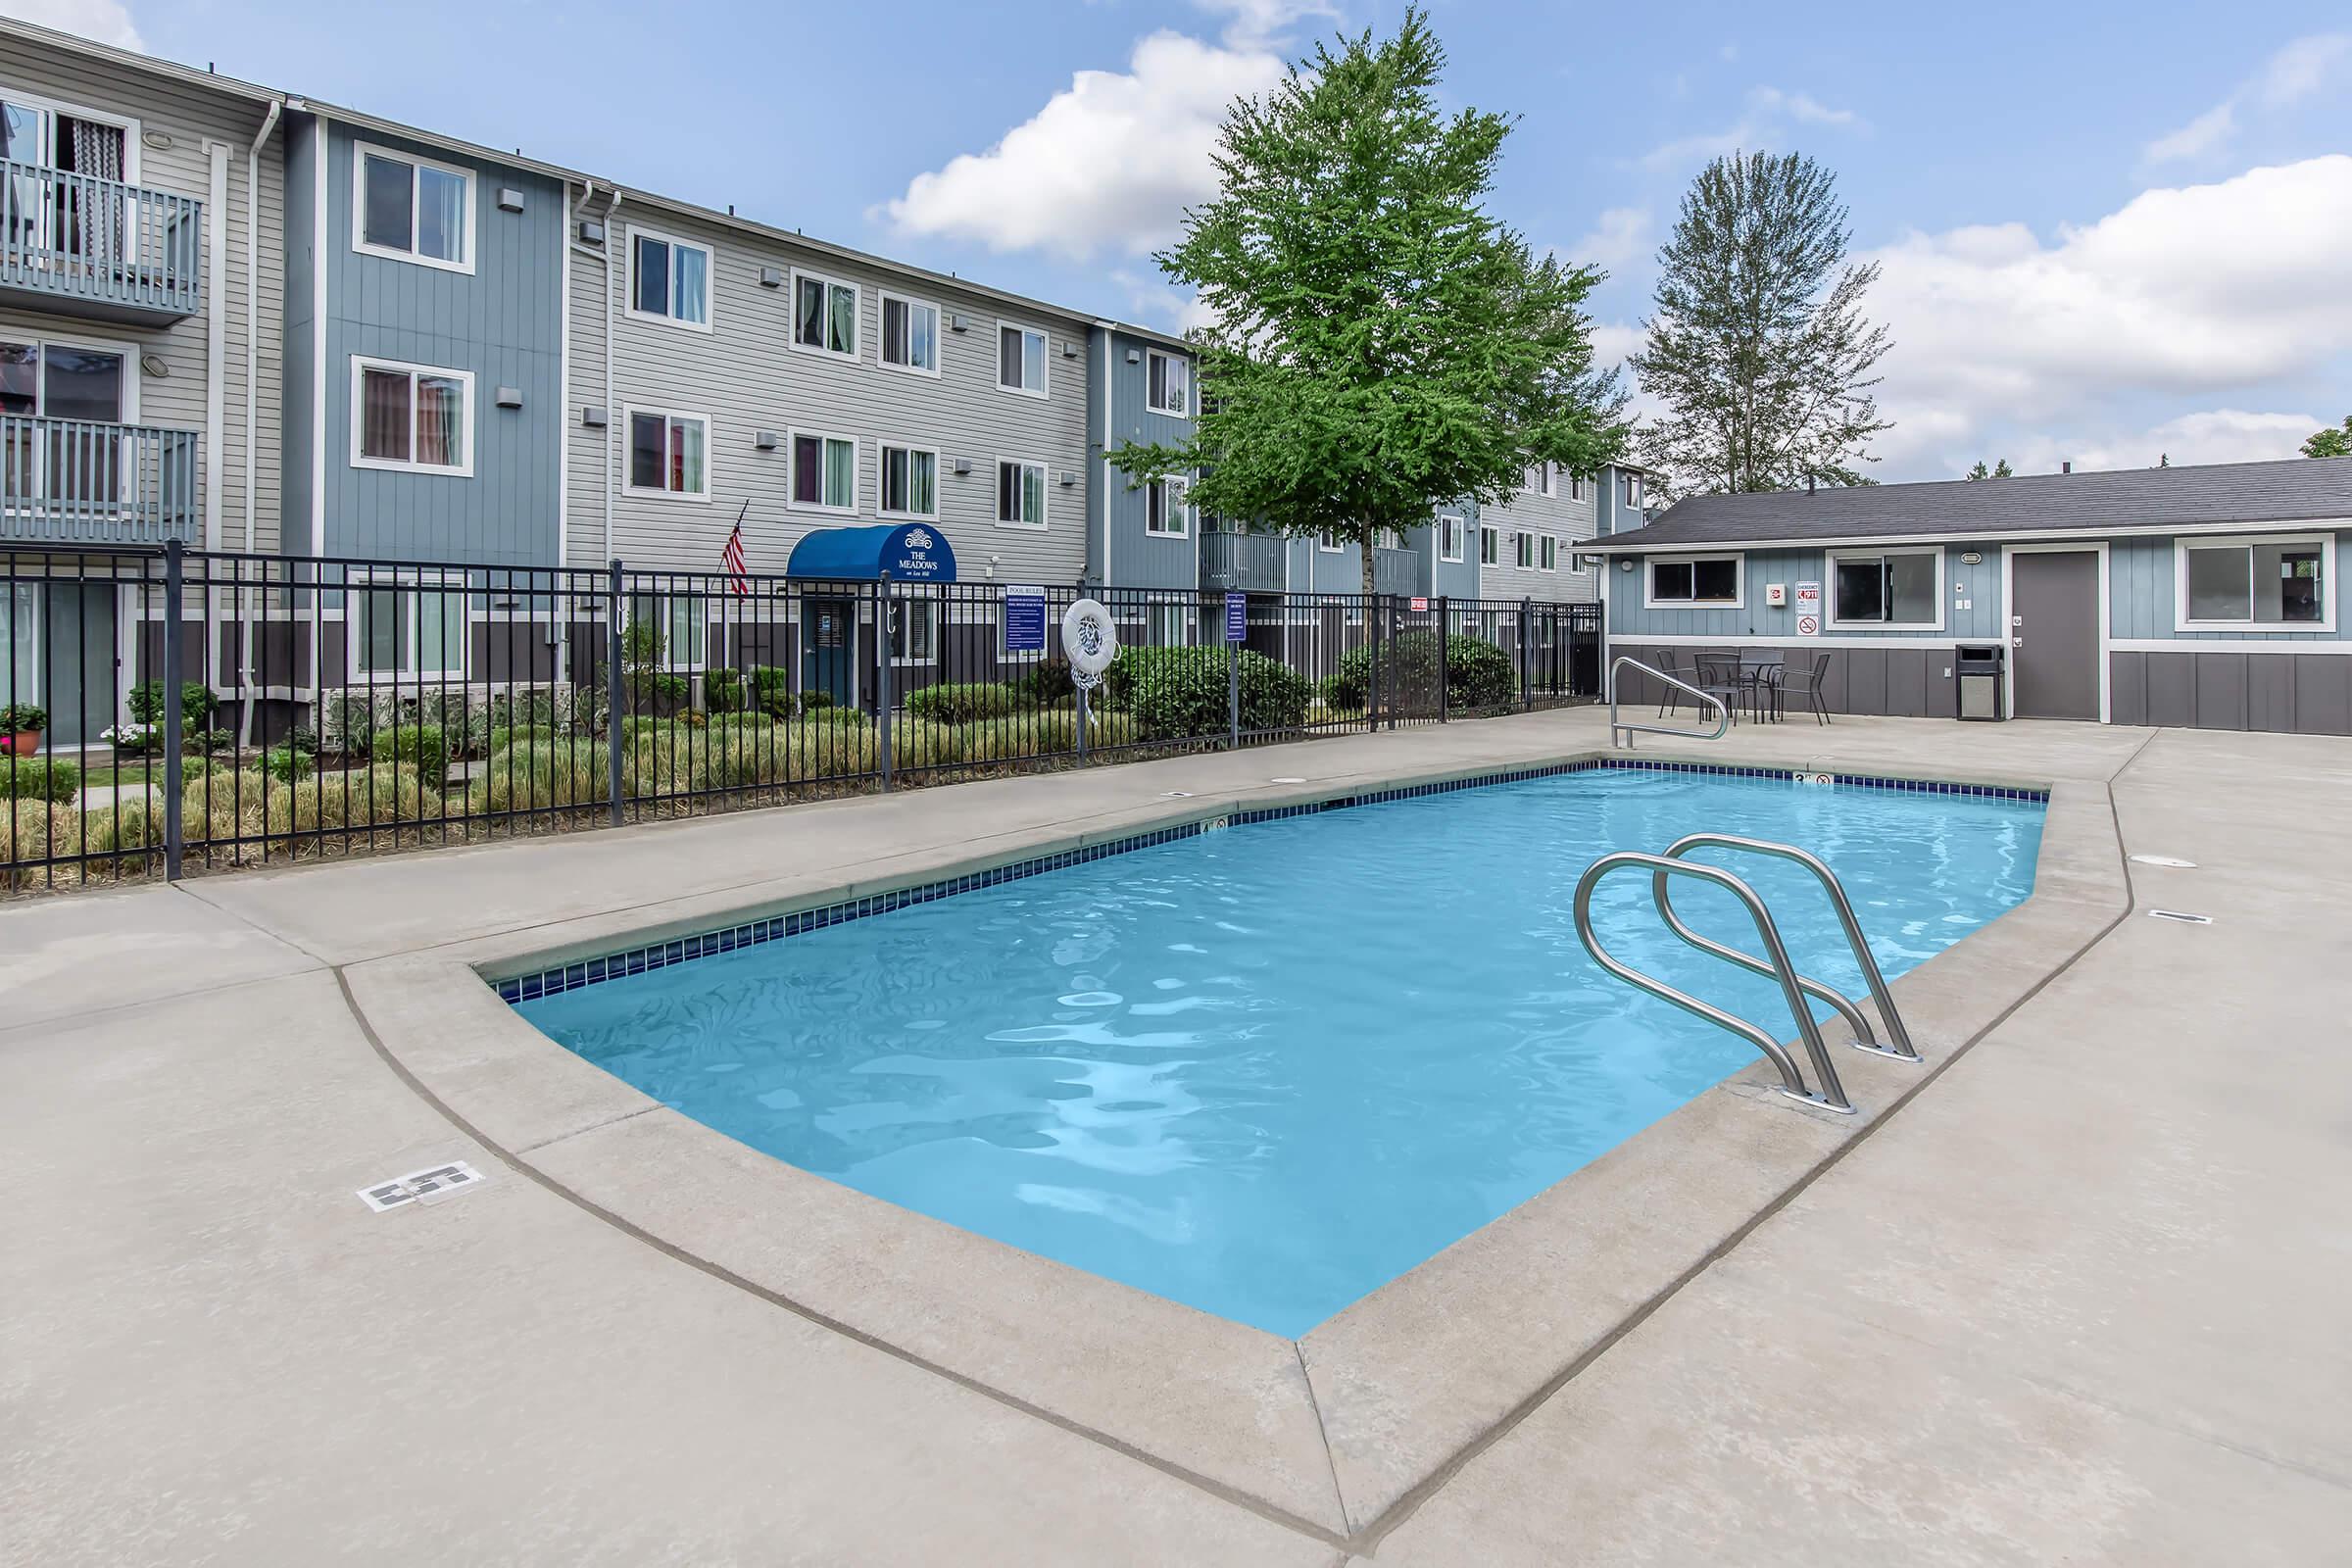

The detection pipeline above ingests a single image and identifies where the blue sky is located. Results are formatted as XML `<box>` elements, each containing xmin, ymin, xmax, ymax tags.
<box><xmin>21</xmin><ymin>0</ymin><xmax>2352</xmax><ymax>481</ymax></box>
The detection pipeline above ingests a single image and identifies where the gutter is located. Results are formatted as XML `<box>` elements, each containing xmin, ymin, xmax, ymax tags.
<box><xmin>235</xmin><ymin>96</ymin><xmax>283</xmax><ymax>754</ymax></box>
<box><xmin>1587</xmin><ymin>515</ymin><xmax>2352</xmax><ymax>554</ymax></box>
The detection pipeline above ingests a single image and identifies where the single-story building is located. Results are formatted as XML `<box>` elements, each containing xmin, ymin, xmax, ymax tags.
<box><xmin>1589</xmin><ymin>456</ymin><xmax>2352</xmax><ymax>734</ymax></box>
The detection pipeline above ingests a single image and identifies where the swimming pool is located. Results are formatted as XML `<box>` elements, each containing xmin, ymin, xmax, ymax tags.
<box><xmin>514</xmin><ymin>764</ymin><xmax>2042</xmax><ymax>1338</ymax></box>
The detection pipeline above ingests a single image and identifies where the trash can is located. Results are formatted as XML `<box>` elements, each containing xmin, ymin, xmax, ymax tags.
<box><xmin>1955</xmin><ymin>643</ymin><xmax>2005</xmax><ymax>720</ymax></box>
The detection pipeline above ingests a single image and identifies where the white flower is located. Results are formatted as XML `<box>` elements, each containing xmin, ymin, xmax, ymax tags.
<box><xmin>905</xmin><ymin>526</ymin><xmax>935</xmax><ymax>552</ymax></box>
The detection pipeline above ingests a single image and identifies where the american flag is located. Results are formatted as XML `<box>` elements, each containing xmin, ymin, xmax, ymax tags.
<box><xmin>721</xmin><ymin>502</ymin><xmax>750</xmax><ymax>596</ymax></box>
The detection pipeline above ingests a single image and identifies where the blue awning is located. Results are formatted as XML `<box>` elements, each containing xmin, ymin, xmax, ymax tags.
<box><xmin>785</xmin><ymin>522</ymin><xmax>957</xmax><ymax>582</ymax></box>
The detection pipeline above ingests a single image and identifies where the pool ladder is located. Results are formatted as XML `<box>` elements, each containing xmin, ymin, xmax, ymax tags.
<box><xmin>1572</xmin><ymin>834</ymin><xmax>1924</xmax><ymax>1115</ymax></box>
<box><xmin>1609</xmin><ymin>656</ymin><xmax>1729</xmax><ymax>750</ymax></box>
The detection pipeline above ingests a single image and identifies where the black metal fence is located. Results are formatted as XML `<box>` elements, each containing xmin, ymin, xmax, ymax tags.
<box><xmin>1</xmin><ymin>542</ymin><xmax>1600</xmax><ymax>894</ymax></box>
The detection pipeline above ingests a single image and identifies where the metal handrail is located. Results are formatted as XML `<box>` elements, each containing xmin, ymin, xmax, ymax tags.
<box><xmin>1573</xmin><ymin>852</ymin><xmax>1854</xmax><ymax>1113</ymax></box>
<box><xmin>1608</xmin><ymin>655</ymin><xmax>1728</xmax><ymax>749</ymax></box>
<box><xmin>1656</xmin><ymin>835</ymin><xmax>1922</xmax><ymax>1062</ymax></box>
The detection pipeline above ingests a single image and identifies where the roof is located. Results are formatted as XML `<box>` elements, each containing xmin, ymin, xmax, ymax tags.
<box><xmin>1595</xmin><ymin>456</ymin><xmax>2352</xmax><ymax>551</ymax></box>
<box><xmin>785</xmin><ymin>522</ymin><xmax>958</xmax><ymax>582</ymax></box>
<box><xmin>0</xmin><ymin>17</ymin><xmax>1196</xmax><ymax>356</ymax></box>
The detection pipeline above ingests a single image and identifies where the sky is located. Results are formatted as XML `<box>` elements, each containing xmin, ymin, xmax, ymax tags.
<box><xmin>11</xmin><ymin>0</ymin><xmax>2352</xmax><ymax>483</ymax></box>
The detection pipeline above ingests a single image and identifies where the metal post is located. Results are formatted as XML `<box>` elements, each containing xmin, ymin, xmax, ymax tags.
<box><xmin>876</xmin><ymin>580</ymin><xmax>894</xmax><ymax>792</ymax></box>
<box><xmin>1519</xmin><ymin>597</ymin><xmax>1533</xmax><ymax>711</ymax></box>
<box><xmin>606</xmin><ymin>559</ymin><xmax>624</xmax><ymax>827</ymax></box>
<box><xmin>1367</xmin><ymin>594</ymin><xmax>1382</xmax><ymax>733</ymax></box>
<box><xmin>1075</xmin><ymin>682</ymin><xmax>1090</xmax><ymax>766</ymax></box>
<box><xmin>1436</xmin><ymin>595</ymin><xmax>1449</xmax><ymax>722</ymax></box>
<box><xmin>1228</xmin><ymin>636</ymin><xmax>1240</xmax><ymax>749</ymax></box>
<box><xmin>161</xmin><ymin>540</ymin><xmax>185</xmax><ymax>880</ymax></box>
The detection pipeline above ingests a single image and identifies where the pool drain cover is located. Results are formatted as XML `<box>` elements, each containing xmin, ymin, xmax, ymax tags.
<box><xmin>358</xmin><ymin>1161</ymin><xmax>487</xmax><ymax>1212</ymax></box>
<box><xmin>2145</xmin><ymin>909</ymin><xmax>2213</xmax><ymax>925</ymax></box>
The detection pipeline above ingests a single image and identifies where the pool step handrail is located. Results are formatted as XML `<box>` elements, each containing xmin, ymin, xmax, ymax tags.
<box><xmin>1608</xmin><ymin>656</ymin><xmax>1729</xmax><ymax>750</ymax></box>
<box><xmin>1655</xmin><ymin>835</ymin><xmax>1923</xmax><ymax>1063</ymax></box>
<box><xmin>1572</xmin><ymin>852</ymin><xmax>1855</xmax><ymax>1114</ymax></box>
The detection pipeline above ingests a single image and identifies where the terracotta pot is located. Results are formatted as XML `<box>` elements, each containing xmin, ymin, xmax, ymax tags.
<box><xmin>4</xmin><ymin>730</ymin><xmax>39</xmax><ymax>758</ymax></box>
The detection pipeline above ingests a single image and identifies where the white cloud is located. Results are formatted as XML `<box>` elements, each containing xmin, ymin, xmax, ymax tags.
<box><xmin>2011</xmin><ymin>410</ymin><xmax>2320</xmax><ymax>475</ymax></box>
<box><xmin>1750</xmin><ymin>86</ymin><xmax>1858</xmax><ymax>127</ymax></box>
<box><xmin>1637</xmin><ymin>84</ymin><xmax>1864</xmax><ymax>170</ymax></box>
<box><xmin>1863</xmin><ymin>156</ymin><xmax>2352</xmax><ymax>475</ymax></box>
<box><xmin>0</xmin><ymin>0</ymin><xmax>141</xmax><ymax>49</ymax></box>
<box><xmin>1588</xmin><ymin>320</ymin><xmax>1647</xmax><ymax>368</ymax></box>
<box><xmin>1563</xmin><ymin>207</ymin><xmax>1650</xmax><ymax>270</ymax></box>
<box><xmin>874</xmin><ymin>1</ymin><xmax>1333</xmax><ymax>260</ymax></box>
<box><xmin>2145</xmin><ymin>32</ymin><xmax>2349</xmax><ymax>162</ymax></box>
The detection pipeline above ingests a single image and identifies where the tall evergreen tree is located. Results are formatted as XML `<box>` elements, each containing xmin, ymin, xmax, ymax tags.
<box><xmin>1631</xmin><ymin>151</ymin><xmax>1890</xmax><ymax>498</ymax></box>
<box><xmin>1965</xmin><ymin>458</ymin><xmax>2014</xmax><ymax>480</ymax></box>
<box><xmin>1114</xmin><ymin>8</ymin><xmax>1627</xmax><ymax>595</ymax></box>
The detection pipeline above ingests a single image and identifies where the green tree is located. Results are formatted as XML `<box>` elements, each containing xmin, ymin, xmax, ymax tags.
<box><xmin>1631</xmin><ymin>151</ymin><xmax>1890</xmax><ymax>499</ymax></box>
<box><xmin>2304</xmin><ymin>416</ymin><xmax>2352</xmax><ymax>459</ymax></box>
<box><xmin>1113</xmin><ymin>8</ymin><xmax>1627</xmax><ymax>595</ymax></box>
<box><xmin>1965</xmin><ymin>459</ymin><xmax>2014</xmax><ymax>480</ymax></box>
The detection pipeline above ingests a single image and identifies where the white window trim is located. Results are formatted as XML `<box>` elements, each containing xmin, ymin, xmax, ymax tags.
<box><xmin>1145</xmin><ymin>476</ymin><xmax>1192</xmax><ymax>539</ymax></box>
<box><xmin>626</xmin><ymin>593</ymin><xmax>709</xmax><ymax>673</ymax></box>
<box><xmin>1438</xmin><ymin>513</ymin><xmax>1465</xmax><ymax>563</ymax></box>
<box><xmin>889</xmin><ymin>594</ymin><xmax>941</xmax><ymax>665</ymax></box>
<box><xmin>1145</xmin><ymin>348</ymin><xmax>1191</xmax><ymax>416</ymax></box>
<box><xmin>1540</xmin><ymin>534</ymin><xmax>1560</xmax><ymax>572</ymax></box>
<box><xmin>2172</xmin><ymin>533</ymin><xmax>2336</xmax><ymax>633</ymax></box>
<box><xmin>1514</xmin><ymin>533</ymin><xmax>1535</xmax><ymax>569</ymax></box>
<box><xmin>351</xmin><ymin>139</ymin><xmax>476</xmax><ymax>275</ymax></box>
<box><xmin>996</xmin><ymin>320</ymin><xmax>1050</xmax><ymax>399</ymax></box>
<box><xmin>0</xmin><ymin>90</ymin><xmax>141</xmax><ymax>182</ymax></box>
<box><xmin>1520</xmin><ymin>462</ymin><xmax>1553</xmax><ymax>498</ymax></box>
<box><xmin>1827</xmin><ymin>545</ymin><xmax>1947</xmax><ymax>632</ymax></box>
<box><xmin>994</xmin><ymin>457</ymin><xmax>1050</xmax><ymax>530</ymax></box>
<box><xmin>349</xmin><ymin>356</ymin><xmax>475</xmax><ymax>477</ymax></box>
<box><xmin>876</xmin><ymin>439</ymin><xmax>942</xmax><ymax>521</ymax></box>
<box><xmin>345</xmin><ymin>569</ymin><xmax>469</xmax><ymax>685</ymax></box>
<box><xmin>620</xmin><ymin>405</ymin><xmax>712</xmax><ymax>502</ymax></box>
<box><xmin>1642</xmin><ymin>551</ymin><xmax>1745</xmax><ymax>610</ymax></box>
<box><xmin>0</xmin><ymin>328</ymin><xmax>144</xmax><ymax>421</ymax></box>
<box><xmin>790</xmin><ymin>267</ymin><xmax>861</xmax><ymax>363</ymax></box>
<box><xmin>875</xmin><ymin>289</ymin><xmax>942</xmax><ymax>379</ymax></box>
<box><xmin>623</xmin><ymin>223</ymin><xmax>714</xmax><ymax>333</ymax></box>
<box><xmin>1479</xmin><ymin>526</ymin><xmax>1497</xmax><ymax>565</ymax></box>
<box><xmin>787</xmin><ymin>426</ymin><xmax>860</xmax><ymax>515</ymax></box>
<box><xmin>1317</xmin><ymin>531</ymin><xmax>1346</xmax><ymax>554</ymax></box>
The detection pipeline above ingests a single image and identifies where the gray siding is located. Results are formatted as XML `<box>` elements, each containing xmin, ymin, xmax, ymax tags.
<box><xmin>2110</xmin><ymin>650</ymin><xmax>2352</xmax><ymax>734</ymax></box>
<box><xmin>0</xmin><ymin>34</ymin><xmax>285</xmax><ymax>551</ymax></box>
<box><xmin>1607</xmin><ymin>544</ymin><xmax>2002</xmax><ymax>642</ymax></box>
<box><xmin>303</xmin><ymin>118</ymin><xmax>564</xmax><ymax>564</ymax></box>
<box><xmin>2109</xmin><ymin>532</ymin><xmax>2350</xmax><ymax>642</ymax></box>
<box><xmin>1478</xmin><ymin>465</ymin><xmax>1596</xmax><ymax>603</ymax></box>
<box><xmin>1096</xmin><ymin>326</ymin><xmax>1196</xmax><ymax>591</ymax></box>
<box><xmin>570</xmin><ymin>200</ymin><xmax>1091</xmax><ymax>586</ymax></box>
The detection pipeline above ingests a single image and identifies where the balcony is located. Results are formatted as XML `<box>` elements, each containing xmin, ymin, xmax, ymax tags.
<box><xmin>0</xmin><ymin>416</ymin><xmax>200</xmax><ymax>545</ymax></box>
<box><xmin>1200</xmin><ymin>529</ymin><xmax>1288</xmax><ymax>591</ymax></box>
<box><xmin>0</xmin><ymin>162</ymin><xmax>203</xmax><ymax>325</ymax></box>
<box><xmin>1373</xmin><ymin>546</ymin><xmax>1428</xmax><ymax>598</ymax></box>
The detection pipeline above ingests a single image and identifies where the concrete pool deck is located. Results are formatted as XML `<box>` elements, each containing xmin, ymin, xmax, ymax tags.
<box><xmin>5</xmin><ymin>710</ymin><xmax>2348</xmax><ymax>1563</ymax></box>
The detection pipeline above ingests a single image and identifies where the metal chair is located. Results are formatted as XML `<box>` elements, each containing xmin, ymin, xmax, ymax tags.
<box><xmin>1739</xmin><ymin>649</ymin><xmax>1785</xmax><ymax>723</ymax></box>
<box><xmin>1654</xmin><ymin>653</ymin><xmax>1695</xmax><ymax>716</ymax></box>
<box><xmin>1781</xmin><ymin>652</ymin><xmax>1834</xmax><ymax>725</ymax></box>
<box><xmin>1690</xmin><ymin>653</ymin><xmax>1746</xmax><ymax>725</ymax></box>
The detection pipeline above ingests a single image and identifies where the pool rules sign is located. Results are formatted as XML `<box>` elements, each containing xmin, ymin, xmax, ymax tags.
<box><xmin>1795</xmin><ymin>580</ymin><xmax>1822</xmax><ymax>637</ymax></box>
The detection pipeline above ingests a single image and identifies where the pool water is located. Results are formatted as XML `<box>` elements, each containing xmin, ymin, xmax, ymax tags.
<box><xmin>515</xmin><ymin>767</ymin><xmax>2042</xmax><ymax>1338</ymax></box>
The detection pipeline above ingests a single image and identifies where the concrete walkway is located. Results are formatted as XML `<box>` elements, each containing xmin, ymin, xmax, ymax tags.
<box><xmin>3</xmin><ymin>710</ymin><xmax>2346</xmax><ymax>1564</ymax></box>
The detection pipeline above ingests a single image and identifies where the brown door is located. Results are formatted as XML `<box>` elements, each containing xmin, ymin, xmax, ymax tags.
<box><xmin>2010</xmin><ymin>550</ymin><xmax>2100</xmax><ymax>720</ymax></box>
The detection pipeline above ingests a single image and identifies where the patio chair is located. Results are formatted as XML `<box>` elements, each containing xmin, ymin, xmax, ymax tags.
<box><xmin>1689</xmin><ymin>652</ymin><xmax>1746</xmax><ymax>725</ymax></box>
<box><xmin>1740</xmin><ymin>648</ymin><xmax>1786</xmax><ymax>723</ymax></box>
<box><xmin>1781</xmin><ymin>652</ymin><xmax>1834</xmax><ymax>725</ymax></box>
<box><xmin>1653</xmin><ymin>653</ymin><xmax>1695</xmax><ymax>716</ymax></box>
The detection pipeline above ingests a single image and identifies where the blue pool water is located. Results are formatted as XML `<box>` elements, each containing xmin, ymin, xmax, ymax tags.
<box><xmin>516</xmin><ymin>767</ymin><xmax>2042</xmax><ymax>1338</ymax></box>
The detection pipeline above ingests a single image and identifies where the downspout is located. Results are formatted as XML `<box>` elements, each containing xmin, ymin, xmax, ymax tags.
<box><xmin>235</xmin><ymin>97</ymin><xmax>283</xmax><ymax>753</ymax></box>
<box><xmin>596</xmin><ymin>191</ymin><xmax>624</xmax><ymax>563</ymax></box>
<box><xmin>1098</xmin><ymin>327</ymin><xmax>1113</xmax><ymax>590</ymax></box>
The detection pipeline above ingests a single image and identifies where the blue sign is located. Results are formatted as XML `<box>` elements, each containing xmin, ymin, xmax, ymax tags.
<box><xmin>785</xmin><ymin>521</ymin><xmax>959</xmax><ymax>582</ymax></box>
<box><xmin>1004</xmin><ymin>586</ymin><xmax>1047</xmax><ymax>653</ymax></box>
<box><xmin>1224</xmin><ymin>591</ymin><xmax>1248</xmax><ymax>645</ymax></box>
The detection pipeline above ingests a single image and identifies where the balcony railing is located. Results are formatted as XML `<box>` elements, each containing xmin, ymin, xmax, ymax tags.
<box><xmin>1200</xmin><ymin>529</ymin><xmax>1288</xmax><ymax>591</ymax></box>
<box><xmin>0</xmin><ymin>416</ymin><xmax>200</xmax><ymax>544</ymax></box>
<box><xmin>0</xmin><ymin>161</ymin><xmax>203</xmax><ymax>323</ymax></box>
<box><xmin>1373</xmin><ymin>546</ymin><xmax>1428</xmax><ymax>597</ymax></box>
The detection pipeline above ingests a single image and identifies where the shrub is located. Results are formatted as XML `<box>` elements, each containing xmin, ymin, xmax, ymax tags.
<box><xmin>747</xmin><ymin>664</ymin><xmax>796</xmax><ymax>719</ymax></box>
<box><xmin>103</xmin><ymin>722</ymin><xmax>162</xmax><ymax>756</ymax></box>
<box><xmin>321</xmin><ymin>690</ymin><xmax>398</xmax><ymax>757</ymax></box>
<box><xmin>123</xmin><ymin>681</ymin><xmax>215</xmax><ymax>728</ymax></box>
<box><xmin>0</xmin><ymin>702</ymin><xmax>47</xmax><ymax>735</ymax></box>
<box><xmin>1</xmin><ymin>757</ymin><xmax>80</xmax><ymax>803</ymax></box>
<box><xmin>184</xmin><ymin>728</ymin><xmax>233</xmax><ymax>756</ymax></box>
<box><xmin>1097</xmin><ymin>645</ymin><xmax>1310</xmax><ymax>741</ymax></box>
<box><xmin>705</xmin><ymin>667</ymin><xmax>747</xmax><ymax>714</ymax></box>
<box><xmin>2</xmin><ymin>799</ymin><xmax>75</xmax><ymax>868</ymax></box>
<box><xmin>372</xmin><ymin>723</ymin><xmax>449</xmax><ymax>783</ymax></box>
<box><xmin>888</xmin><ymin>717</ymin><xmax>963</xmax><ymax>769</ymax></box>
<box><xmin>488</xmin><ymin>723</ymin><xmax>554</xmax><ymax>755</ymax></box>
<box><xmin>182</xmin><ymin>765</ymin><xmax>446</xmax><ymax>842</ymax></box>
<box><xmin>263</xmin><ymin>744</ymin><xmax>317</xmax><ymax>784</ymax></box>
<box><xmin>906</xmin><ymin>681</ymin><xmax>1013</xmax><ymax>725</ymax></box>
<box><xmin>799</xmin><ymin>688</ymin><xmax>836</xmax><ymax>712</ymax></box>
<box><xmin>1326</xmin><ymin>631</ymin><xmax>1518</xmax><ymax>714</ymax></box>
<box><xmin>472</xmin><ymin>739</ymin><xmax>609</xmax><ymax>814</ymax></box>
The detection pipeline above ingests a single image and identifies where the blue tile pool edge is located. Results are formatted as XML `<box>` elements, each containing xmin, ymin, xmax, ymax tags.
<box><xmin>490</xmin><ymin>759</ymin><xmax>2050</xmax><ymax>1005</ymax></box>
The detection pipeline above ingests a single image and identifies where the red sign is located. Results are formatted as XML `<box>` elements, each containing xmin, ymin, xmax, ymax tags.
<box><xmin>1409</xmin><ymin>597</ymin><xmax>1429</xmax><ymax>612</ymax></box>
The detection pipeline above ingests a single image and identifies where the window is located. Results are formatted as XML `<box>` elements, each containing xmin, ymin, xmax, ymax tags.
<box><xmin>1540</xmin><ymin>535</ymin><xmax>1558</xmax><ymax>571</ymax></box>
<box><xmin>628</xmin><ymin>228</ymin><xmax>711</xmax><ymax>329</ymax></box>
<box><xmin>1146</xmin><ymin>350</ymin><xmax>1190</xmax><ymax>416</ymax></box>
<box><xmin>878</xmin><ymin>292</ymin><xmax>939</xmax><ymax>376</ymax></box>
<box><xmin>627</xmin><ymin>593</ymin><xmax>708</xmax><ymax>670</ymax></box>
<box><xmin>623</xmin><ymin>409</ymin><xmax>709</xmax><ymax>499</ymax></box>
<box><xmin>878</xmin><ymin>443</ymin><xmax>938</xmax><ymax>518</ymax></box>
<box><xmin>791</xmin><ymin>430</ymin><xmax>858</xmax><ymax>513</ymax></box>
<box><xmin>1515</xmin><ymin>531</ymin><xmax>1535</xmax><ymax>568</ymax></box>
<box><xmin>1</xmin><ymin>582</ymin><xmax>37</xmax><ymax>705</ymax></box>
<box><xmin>1520</xmin><ymin>462</ymin><xmax>1552</xmax><ymax>497</ymax></box>
<box><xmin>1375</xmin><ymin>527</ymin><xmax>1405</xmax><ymax>551</ymax></box>
<box><xmin>996</xmin><ymin>459</ymin><xmax>1047</xmax><ymax>528</ymax></box>
<box><xmin>1645</xmin><ymin>553</ymin><xmax>1743</xmax><ymax>608</ymax></box>
<box><xmin>890</xmin><ymin>597</ymin><xmax>939</xmax><ymax>663</ymax></box>
<box><xmin>1317</xmin><ymin>530</ymin><xmax>1344</xmax><ymax>553</ymax></box>
<box><xmin>354</xmin><ymin>142</ymin><xmax>471</xmax><ymax>271</ymax></box>
<box><xmin>998</xmin><ymin>323</ymin><xmax>1048</xmax><ymax>397</ymax></box>
<box><xmin>793</xmin><ymin>270</ymin><xmax>858</xmax><ymax>359</ymax></box>
<box><xmin>1146</xmin><ymin>477</ymin><xmax>1189</xmax><ymax>537</ymax></box>
<box><xmin>1148</xmin><ymin>604</ymin><xmax>1188</xmax><ymax>647</ymax></box>
<box><xmin>1569</xmin><ymin>474</ymin><xmax>1583</xmax><ymax>502</ymax></box>
<box><xmin>1439</xmin><ymin>514</ymin><xmax>1465</xmax><ymax>563</ymax></box>
<box><xmin>1831</xmin><ymin>548</ymin><xmax>1942</xmax><ymax>628</ymax></box>
<box><xmin>2177</xmin><ymin>536</ymin><xmax>2332</xmax><ymax>630</ymax></box>
<box><xmin>1623</xmin><ymin>471</ymin><xmax>1642</xmax><ymax>508</ymax></box>
<box><xmin>352</xmin><ymin>358</ymin><xmax>471</xmax><ymax>475</ymax></box>
<box><xmin>1479</xmin><ymin>526</ymin><xmax>1497</xmax><ymax>565</ymax></box>
<box><xmin>352</xmin><ymin>577</ymin><xmax>467</xmax><ymax>681</ymax></box>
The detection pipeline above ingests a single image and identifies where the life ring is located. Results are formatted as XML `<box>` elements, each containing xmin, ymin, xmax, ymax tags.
<box><xmin>1060</xmin><ymin>599</ymin><xmax>1119</xmax><ymax>676</ymax></box>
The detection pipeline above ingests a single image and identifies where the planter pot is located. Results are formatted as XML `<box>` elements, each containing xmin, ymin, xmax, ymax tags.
<box><xmin>4</xmin><ymin>730</ymin><xmax>40</xmax><ymax>758</ymax></box>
